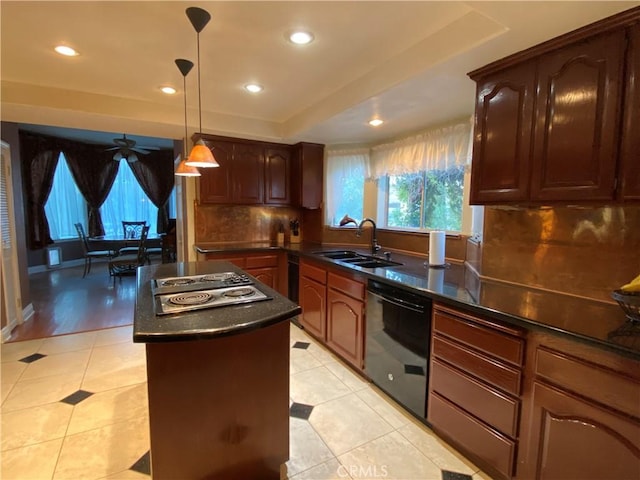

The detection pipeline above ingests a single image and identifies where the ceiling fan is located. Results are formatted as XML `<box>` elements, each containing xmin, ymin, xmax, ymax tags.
<box><xmin>106</xmin><ymin>134</ymin><xmax>160</xmax><ymax>163</ymax></box>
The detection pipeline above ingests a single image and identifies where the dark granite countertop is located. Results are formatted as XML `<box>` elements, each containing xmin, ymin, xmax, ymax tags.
<box><xmin>133</xmin><ymin>261</ymin><xmax>301</xmax><ymax>343</ymax></box>
<box><xmin>195</xmin><ymin>241</ymin><xmax>639</xmax><ymax>358</ymax></box>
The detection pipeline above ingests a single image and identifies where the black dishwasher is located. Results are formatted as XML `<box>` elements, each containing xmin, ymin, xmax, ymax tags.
<box><xmin>365</xmin><ymin>279</ymin><xmax>432</xmax><ymax>419</ymax></box>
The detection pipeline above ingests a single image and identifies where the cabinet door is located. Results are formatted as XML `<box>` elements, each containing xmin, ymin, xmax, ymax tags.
<box><xmin>293</xmin><ymin>143</ymin><xmax>324</xmax><ymax>209</ymax></box>
<box><xmin>531</xmin><ymin>31</ymin><xmax>625</xmax><ymax>202</ymax></box>
<box><xmin>232</xmin><ymin>143</ymin><xmax>264</xmax><ymax>204</ymax></box>
<box><xmin>326</xmin><ymin>287</ymin><xmax>364</xmax><ymax>369</ymax></box>
<box><xmin>247</xmin><ymin>267</ymin><xmax>277</xmax><ymax>289</ymax></box>
<box><xmin>620</xmin><ymin>23</ymin><xmax>640</xmax><ymax>200</ymax></box>
<box><xmin>299</xmin><ymin>276</ymin><xmax>326</xmax><ymax>340</ymax></box>
<box><xmin>470</xmin><ymin>61</ymin><xmax>536</xmax><ymax>204</ymax></box>
<box><xmin>199</xmin><ymin>140</ymin><xmax>233</xmax><ymax>204</ymax></box>
<box><xmin>526</xmin><ymin>381</ymin><xmax>640</xmax><ymax>480</ymax></box>
<box><xmin>264</xmin><ymin>148</ymin><xmax>291</xmax><ymax>205</ymax></box>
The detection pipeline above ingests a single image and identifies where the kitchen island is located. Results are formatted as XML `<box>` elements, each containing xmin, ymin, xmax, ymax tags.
<box><xmin>134</xmin><ymin>261</ymin><xmax>301</xmax><ymax>480</ymax></box>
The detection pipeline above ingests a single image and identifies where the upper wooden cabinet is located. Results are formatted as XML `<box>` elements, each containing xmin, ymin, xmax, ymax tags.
<box><xmin>471</xmin><ymin>61</ymin><xmax>536</xmax><ymax>202</ymax></box>
<box><xmin>196</xmin><ymin>135</ymin><xmax>324</xmax><ymax>207</ymax></box>
<box><xmin>620</xmin><ymin>23</ymin><xmax>640</xmax><ymax>200</ymax></box>
<box><xmin>264</xmin><ymin>148</ymin><xmax>291</xmax><ymax>205</ymax></box>
<box><xmin>292</xmin><ymin>142</ymin><xmax>324</xmax><ymax>209</ymax></box>
<box><xmin>469</xmin><ymin>8</ymin><xmax>640</xmax><ymax>205</ymax></box>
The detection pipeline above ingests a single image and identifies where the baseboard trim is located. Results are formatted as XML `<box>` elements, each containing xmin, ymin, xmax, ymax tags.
<box><xmin>1</xmin><ymin>317</ymin><xmax>18</xmax><ymax>342</ymax></box>
<box><xmin>28</xmin><ymin>258</ymin><xmax>89</xmax><ymax>275</ymax></box>
<box><xmin>23</xmin><ymin>303</ymin><xmax>35</xmax><ymax>322</ymax></box>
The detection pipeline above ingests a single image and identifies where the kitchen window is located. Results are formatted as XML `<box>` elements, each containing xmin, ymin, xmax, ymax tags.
<box><xmin>325</xmin><ymin>148</ymin><xmax>367</xmax><ymax>226</ymax></box>
<box><xmin>384</xmin><ymin>165</ymin><xmax>465</xmax><ymax>231</ymax></box>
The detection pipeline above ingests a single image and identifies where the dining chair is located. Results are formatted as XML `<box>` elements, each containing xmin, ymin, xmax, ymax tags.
<box><xmin>120</xmin><ymin>221</ymin><xmax>147</xmax><ymax>255</ymax></box>
<box><xmin>74</xmin><ymin>223</ymin><xmax>116</xmax><ymax>278</ymax></box>
<box><xmin>109</xmin><ymin>225</ymin><xmax>150</xmax><ymax>280</ymax></box>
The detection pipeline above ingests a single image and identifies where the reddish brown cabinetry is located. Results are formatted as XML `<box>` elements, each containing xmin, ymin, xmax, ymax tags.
<box><xmin>428</xmin><ymin>304</ymin><xmax>526</xmax><ymax>480</ymax></box>
<box><xmin>471</xmin><ymin>61</ymin><xmax>536</xmax><ymax>203</ymax></box>
<box><xmin>204</xmin><ymin>252</ymin><xmax>280</xmax><ymax>291</ymax></box>
<box><xmin>517</xmin><ymin>332</ymin><xmax>640</xmax><ymax>480</ymax></box>
<box><xmin>469</xmin><ymin>9</ymin><xmax>640</xmax><ymax>204</ymax></box>
<box><xmin>299</xmin><ymin>260</ymin><xmax>327</xmax><ymax>339</ymax></box>
<box><xmin>621</xmin><ymin>23</ymin><xmax>640</xmax><ymax>200</ymax></box>
<box><xmin>197</xmin><ymin>135</ymin><xmax>293</xmax><ymax>206</ymax></box>
<box><xmin>292</xmin><ymin>142</ymin><xmax>324</xmax><ymax>209</ymax></box>
<box><xmin>264</xmin><ymin>148</ymin><xmax>292</xmax><ymax>205</ymax></box>
<box><xmin>326</xmin><ymin>273</ymin><xmax>365</xmax><ymax>369</ymax></box>
<box><xmin>298</xmin><ymin>260</ymin><xmax>366</xmax><ymax>369</ymax></box>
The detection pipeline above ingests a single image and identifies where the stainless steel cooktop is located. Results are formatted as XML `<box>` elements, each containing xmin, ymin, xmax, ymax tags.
<box><xmin>154</xmin><ymin>285</ymin><xmax>271</xmax><ymax>315</ymax></box>
<box><xmin>152</xmin><ymin>272</ymin><xmax>252</xmax><ymax>296</ymax></box>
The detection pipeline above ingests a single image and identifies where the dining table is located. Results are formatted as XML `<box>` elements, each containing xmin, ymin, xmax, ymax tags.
<box><xmin>88</xmin><ymin>233</ymin><xmax>163</xmax><ymax>254</ymax></box>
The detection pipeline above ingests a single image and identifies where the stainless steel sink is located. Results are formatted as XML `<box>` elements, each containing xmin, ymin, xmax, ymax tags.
<box><xmin>313</xmin><ymin>250</ymin><xmax>360</xmax><ymax>259</ymax></box>
<box><xmin>350</xmin><ymin>259</ymin><xmax>403</xmax><ymax>268</ymax></box>
<box><xmin>314</xmin><ymin>251</ymin><xmax>402</xmax><ymax>269</ymax></box>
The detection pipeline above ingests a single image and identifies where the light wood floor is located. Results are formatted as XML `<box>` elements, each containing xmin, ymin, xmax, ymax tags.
<box><xmin>7</xmin><ymin>261</ymin><xmax>138</xmax><ymax>343</ymax></box>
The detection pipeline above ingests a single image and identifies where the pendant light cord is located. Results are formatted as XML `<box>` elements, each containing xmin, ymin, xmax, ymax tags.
<box><xmin>197</xmin><ymin>31</ymin><xmax>203</xmax><ymax>134</ymax></box>
<box><xmin>183</xmin><ymin>74</ymin><xmax>189</xmax><ymax>158</ymax></box>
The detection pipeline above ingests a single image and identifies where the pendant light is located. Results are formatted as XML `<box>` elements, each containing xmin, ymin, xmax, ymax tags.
<box><xmin>185</xmin><ymin>6</ymin><xmax>219</xmax><ymax>168</ymax></box>
<box><xmin>174</xmin><ymin>58</ymin><xmax>200</xmax><ymax>177</ymax></box>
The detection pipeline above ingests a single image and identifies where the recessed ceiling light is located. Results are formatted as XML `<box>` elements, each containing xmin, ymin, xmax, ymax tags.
<box><xmin>54</xmin><ymin>45</ymin><xmax>78</xmax><ymax>56</ymax></box>
<box><xmin>369</xmin><ymin>119</ymin><xmax>384</xmax><ymax>127</ymax></box>
<box><xmin>244</xmin><ymin>84</ymin><xmax>263</xmax><ymax>93</ymax></box>
<box><xmin>161</xmin><ymin>86</ymin><xmax>177</xmax><ymax>95</ymax></box>
<box><xmin>289</xmin><ymin>31</ymin><xmax>314</xmax><ymax>45</ymax></box>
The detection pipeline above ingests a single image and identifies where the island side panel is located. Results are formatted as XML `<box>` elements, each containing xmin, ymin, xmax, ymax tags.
<box><xmin>145</xmin><ymin>320</ymin><xmax>290</xmax><ymax>480</ymax></box>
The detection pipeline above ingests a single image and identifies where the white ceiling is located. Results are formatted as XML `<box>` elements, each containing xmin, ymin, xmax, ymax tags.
<box><xmin>1</xmin><ymin>1</ymin><xmax>638</xmax><ymax>148</ymax></box>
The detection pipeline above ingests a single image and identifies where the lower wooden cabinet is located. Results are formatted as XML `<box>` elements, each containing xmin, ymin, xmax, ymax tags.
<box><xmin>326</xmin><ymin>273</ymin><xmax>365</xmax><ymax>369</ymax></box>
<box><xmin>517</xmin><ymin>331</ymin><xmax>640</xmax><ymax>480</ymax></box>
<box><xmin>428</xmin><ymin>303</ymin><xmax>525</xmax><ymax>480</ymax></box>
<box><xmin>204</xmin><ymin>252</ymin><xmax>279</xmax><ymax>291</ymax></box>
<box><xmin>524</xmin><ymin>381</ymin><xmax>640</xmax><ymax>480</ymax></box>
<box><xmin>299</xmin><ymin>260</ymin><xmax>327</xmax><ymax>339</ymax></box>
<box><xmin>298</xmin><ymin>259</ymin><xmax>365</xmax><ymax>369</ymax></box>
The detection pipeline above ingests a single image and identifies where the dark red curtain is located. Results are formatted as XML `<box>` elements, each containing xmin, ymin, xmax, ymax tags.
<box><xmin>20</xmin><ymin>133</ymin><xmax>61</xmax><ymax>249</ymax></box>
<box><xmin>128</xmin><ymin>149</ymin><xmax>175</xmax><ymax>233</ymax></box>
<box><xmin>63</xmin><ymin>143</ymin><xmax>119</xmax><ymax>237</ymax></box>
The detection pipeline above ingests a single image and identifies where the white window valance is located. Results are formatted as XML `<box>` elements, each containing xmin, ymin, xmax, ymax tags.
<box><xmin>368</xmin><ymin>118</ymin><xmax>472</xmax><ymax>179</ymax></box>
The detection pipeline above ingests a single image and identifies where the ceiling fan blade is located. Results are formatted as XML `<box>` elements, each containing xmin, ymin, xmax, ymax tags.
<box><xmin>105</xmin><ymin>146</ymin><xmax>120</xmax><ymax>151</ymax></box>
<box><xmin>132</xmin><ymin>147</ymin><xmax>151</xmax><ymax>155</ymax></box>
<box><xmin>137</xmin><ymin>145</ymin><xmax>161</xmax><ymax>151</ymax></box>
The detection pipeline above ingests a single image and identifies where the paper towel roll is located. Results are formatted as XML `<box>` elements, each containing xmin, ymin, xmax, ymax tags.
<box><xmin>429</xmin><ymin>231</ymin><xmax>446</xmax><ymax>266</ymax></box>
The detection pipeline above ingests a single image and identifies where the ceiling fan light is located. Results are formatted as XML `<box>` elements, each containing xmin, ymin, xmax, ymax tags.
<box><xmin>113</xmin><ymin>151</ymin><xmax>123</xmax><ymax>161</ymax></box>
<box><xmin>127</xmin><ymin>152</ymin><xmax>139</xmax><ymax>163</ymax></box>
<box><xmin>186</xmin><ymin>140</ymin><xmax>219</xmax><ymax>168</ymax></box>
<box><xmin>175</xmin><ymin>156</ymin><xmax>201</xmax><ymax>176</ymax></box>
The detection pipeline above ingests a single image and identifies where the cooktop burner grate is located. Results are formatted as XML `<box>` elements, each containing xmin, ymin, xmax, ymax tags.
<box><xmin>154</xmin><ymin>284</ymin><xmax>271</xmax><ymax>315</ymax></box>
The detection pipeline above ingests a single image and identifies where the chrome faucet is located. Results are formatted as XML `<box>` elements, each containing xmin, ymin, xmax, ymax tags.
<box><xmin>358</xmin><ymin>218</ymin><xmax>381</xmax><ymax>255</ymax></box>
<box><xmin>339</xmin><ymin>215</ymin><xmax>381</xmax><ymax>255</ymax></box>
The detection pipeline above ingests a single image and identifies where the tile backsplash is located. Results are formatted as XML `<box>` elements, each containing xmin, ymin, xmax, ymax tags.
<box><xmin>482</xmin><ymin>206</ymin><xmax>640</xmax><ymax>302</ymax></box>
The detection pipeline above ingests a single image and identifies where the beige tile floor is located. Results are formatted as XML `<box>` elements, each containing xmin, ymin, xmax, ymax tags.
<box><xmin>1</xmin><ymin>322</ymin><xmax>491</xmax><ymax>480</ymax></box>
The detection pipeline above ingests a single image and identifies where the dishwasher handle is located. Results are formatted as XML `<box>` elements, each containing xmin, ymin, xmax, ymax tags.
<box><xmin>368</xmin><ymin>290</ymin><xmax>427</xmax><ymax>314</ymax></box>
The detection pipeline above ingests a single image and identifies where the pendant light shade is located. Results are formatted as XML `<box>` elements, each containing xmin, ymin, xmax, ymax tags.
<box><xmin>185</xmin><ymin>6</ymin><xmax>219</xmax><ymax>168</ymax></box>
<box><xmin>174</xmin><ymin>58</ymin><xmax>201</xmax><ymax>177</ymax></box>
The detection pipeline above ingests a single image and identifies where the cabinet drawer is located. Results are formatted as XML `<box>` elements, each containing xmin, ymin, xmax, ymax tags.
<box><xmin>245</xmin><ymin>254</ymin><xmax>278</xmax><ymax>269</ymax></box>
<box><xmin>535</xmin><ymin>346</ymin><xmax>640</xmax><ymax>419</ymax></box>
<box><xmin>328</xmin><ymin>272</ymin><xmax>364</xmax><ymax>300</ymax></box>
<box><xmin>206</xmin><ymin>255</ymin><xmax>246</xmax><ymax>268</ymax></box>
<box><xmin>433</xmin><ymin>335</ymin><xmax>521</xmax><ymax>396</ymax></box>
<box><xmin>300</xmin><ymin>262</ymin><xmax>327</xmax><ymax>285</ymax></box>
<box><xmin>433</xmin><ymin>309</ymin><xmax>524</xmax><ymax>366</ymax></box>
<box><xmin>429</xmin><ymin>392</ymin><xmax>515</xmax><ymax>480</ymax></box>
<box><xmin>431</xmin><ymin>359</ymin><xmax>519</xmax><ymax>437</ymax></box>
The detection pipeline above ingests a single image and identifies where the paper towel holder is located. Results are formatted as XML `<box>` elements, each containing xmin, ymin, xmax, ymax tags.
<box><xmin>424</xmin><ymin>261</ymin><xmax>450</xmax><ymax>269</ymax></box>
